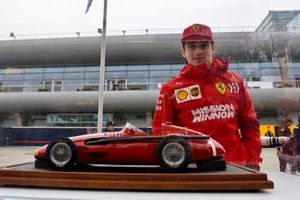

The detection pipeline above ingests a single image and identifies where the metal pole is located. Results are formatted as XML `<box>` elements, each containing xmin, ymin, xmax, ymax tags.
<box><xmin>97</xmin><ymin>0</ymin><xmax>108</xmax><ymax>132</ymax></box>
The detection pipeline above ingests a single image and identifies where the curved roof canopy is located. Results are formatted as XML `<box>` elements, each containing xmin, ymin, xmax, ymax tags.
<box><xmin>0</xmin><ymin>32</ymin><xmax>299</xmax><ymax>66</ymax></box>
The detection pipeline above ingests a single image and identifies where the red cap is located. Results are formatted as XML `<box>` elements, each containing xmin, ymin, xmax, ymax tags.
<box><xmin>181</xmin><ymin>23</ymin><xmax>213</xmax><ymax>42</ymax></box>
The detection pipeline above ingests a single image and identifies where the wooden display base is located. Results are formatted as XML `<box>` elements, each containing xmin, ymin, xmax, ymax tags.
<box><xmin>0</xmin><ymin>162</ymin><xmax>273</xmax><ymax>191</ymax></box>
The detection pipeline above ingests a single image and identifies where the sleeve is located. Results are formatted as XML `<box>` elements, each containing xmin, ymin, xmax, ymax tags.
<box><xmin>237</xmin><ymin>79</ymin><xmax>262</xmax><ymax>166</ymax></box>
<box><xmin>152</xmin><ymin>84</ymin><xmax>175</xmax><ymax>133</ymax></box>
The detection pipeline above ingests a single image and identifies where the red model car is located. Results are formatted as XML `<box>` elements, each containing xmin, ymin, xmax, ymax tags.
<box><xmin>34</xmin><ymin>123</ymin><xmax>226</xmax><ymax>171</ymax></box>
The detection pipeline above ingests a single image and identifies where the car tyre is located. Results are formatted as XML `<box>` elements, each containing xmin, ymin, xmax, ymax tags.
<box><xmin>156</xmin><ymin>136</ymin><xmax>191</xmax><ymax>172</ymax></box>
<box><xmin>46</xmin><ymin>137</ymin><xmax>77</xmax><ymax>169</ymax></box>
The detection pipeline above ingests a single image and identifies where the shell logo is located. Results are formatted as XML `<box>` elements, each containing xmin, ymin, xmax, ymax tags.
<box><xmin>174</xmin><ymin>85</ymin><xmax>201</xmax><ymax>103</ymax></box>
<box><xmin>177</xmin><ymin>90</ymin><xmax>188</xmax><ymax>101</ymax></box>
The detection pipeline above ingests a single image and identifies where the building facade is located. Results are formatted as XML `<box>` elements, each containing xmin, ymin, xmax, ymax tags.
<box><xmin>0</xmin><ymin>11</ymin><xmax>300</xmax><ymax>131</ymax></box>
<box><xmin>256</xmin><ymin>10</ymin><xmax>300</xmax><ymax>32</ymax></box>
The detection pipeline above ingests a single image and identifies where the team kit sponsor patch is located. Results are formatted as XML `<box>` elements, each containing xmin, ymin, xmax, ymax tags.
<box><xmin>227</xmin><ymin>82</ymin><xmax>240</xmax><ymax>93</ymax></box>
<box><xmin>215</xmin><ymin>82</ymin><xmax>226</xmax><ymax>94</ymax></box>
<box><xmin>155</xmin><ymin>94</ymin><xmax>163</xmax><ymax>111</ymax></box>
<box><xmin>174</xmin><ymin>85</ymin><xmax>201</xmax><ymax>103</ymax></box>
<box><xmin>191</xmin><ymin>104</ymin><xmax>235</xmax><ymax>123</ymax></box>
<box><xmin>215</xmin><ymin>82</ymin><xmax>240</xmax><ymax>94</ymax></box>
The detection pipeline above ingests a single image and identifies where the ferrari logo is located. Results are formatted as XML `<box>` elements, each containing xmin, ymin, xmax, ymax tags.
<box><xmin>192</xmin><ymin>24</ymin><xmax>200</xmax><ymax>33</ymax></box>
<box><xmin>215</xmin><ymin>82</ymin><xmax>226</xmax><ymax>94</ymax></box>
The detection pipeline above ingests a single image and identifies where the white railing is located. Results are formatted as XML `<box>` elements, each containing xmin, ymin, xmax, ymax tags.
<box><xmin>0</xmin><ymin>81</ymin><xmax>299</xmax><ymax>93</ymax></box>
<box><xmin>0</xmin><ymin>26</ymin><xmax>258</xmax><ymax>41</ymax></box>
<box><xmin>0</xmin><ymin>83</ymin><xmax>161</xmax><ymax>93</ymax></box>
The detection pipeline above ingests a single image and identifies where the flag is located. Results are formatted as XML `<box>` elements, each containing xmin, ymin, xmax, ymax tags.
<box><xmin>85</xmin><ymin>0</ymin><xmax>93</xmax><ymax>13</ymax></box>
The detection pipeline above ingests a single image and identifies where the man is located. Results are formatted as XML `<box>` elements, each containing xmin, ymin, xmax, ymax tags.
<box><xmin>152</xmin><ymin>23</ymin><xmax>262</xmax><ymax>170</ymax></box>
<box><xmin>105</xmin><ymin>121</ymin><xmax>115</xmax><ymax>132</ymax></box>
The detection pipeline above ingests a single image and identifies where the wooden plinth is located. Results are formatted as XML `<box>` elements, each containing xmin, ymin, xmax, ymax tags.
<box><xmin>0</xmin><ymin>162</ymin><xmax>273</xmax><ymax>191</ymax></box>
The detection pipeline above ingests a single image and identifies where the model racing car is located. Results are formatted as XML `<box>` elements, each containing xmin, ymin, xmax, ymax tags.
<box><xmin>34</xmin><ymin>122</ymin><xmax>226</xmax><ymax>171</ymax></box>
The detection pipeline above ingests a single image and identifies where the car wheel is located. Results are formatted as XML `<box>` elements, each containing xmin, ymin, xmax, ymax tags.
<box><xmin>46</xmin><ymin>138</ymin><xmax>77</xmax><ymax>169</ymax></box>
<box><xmin>196</xmin><ymin>158</ymin><xmax>227</xmax><ymax>171</ymax></box>
<box><xmin>156</xmin><ymin>136</ymin><xmax>191</xmax><ymax>172</ymax></box>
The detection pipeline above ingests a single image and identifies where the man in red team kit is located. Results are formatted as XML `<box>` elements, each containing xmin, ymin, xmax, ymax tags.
<box><xmin>152</xmin><ymin>23</ymin><xmax>262</xmax><ymax>170</ymax></box>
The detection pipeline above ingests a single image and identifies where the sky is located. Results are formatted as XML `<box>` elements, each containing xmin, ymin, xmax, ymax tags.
<box><xmin>0</xmin><ymin>0</ymin><xmax>300</xmax><ymax>36</ymax></box>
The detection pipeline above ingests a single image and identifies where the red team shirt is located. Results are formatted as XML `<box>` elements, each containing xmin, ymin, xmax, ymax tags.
<box><xmin>152</xmin><ymin>58</ymin><xmax>262</xmax><ymax>166</ymax></box>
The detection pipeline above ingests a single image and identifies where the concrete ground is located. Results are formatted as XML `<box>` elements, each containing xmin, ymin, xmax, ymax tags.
<box><xmin>0</xmin><ymin>146</ymin><xmax>286</xmax><ymax>173</ymax></box>
<box><xmin>0</xmin><ymin>146</ymin><xmax>38</xmax><ymax>167</ymax></box>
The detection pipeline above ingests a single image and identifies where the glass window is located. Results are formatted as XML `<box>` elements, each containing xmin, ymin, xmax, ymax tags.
<box><xmin>5</xmin><ymin>68</ymin><xmax>24</xmax><ymax>74</ymax></box>
<box><xmin>5</xmin><ymin>74</ymin><xmax>23</xmax><ymax>81</ymax></box>
<box><xmin>64</xmin><ymin>72</ymin><xmax>84</xmax><ymax>80</ymax></box>
<box><xmin>127</xmin><ymin>81</ymin><xmax>148</xmax><ymax>90</ymax></box>
<box><xmin>24</xmin><ymin>80</ymin><xmax>42</xmax><ymax>86</ymax></box>
<box><xmin>229</xmin><ymin>63</ymin><xmax>238</xmax><ymax>70</ymax></box>
<box><xmin>44</xmin><ymin>67</ymin><xmax>63</xmax><ymax>73</ymax></box>
<box><xmin>127</xmin><ymin>65</ymin><xmax>148</xmax><ymax>71</ymax></box>
<box><xmin>238</xmin><ymin>63</ymin><xmax>262</xmax><ymax>76</ymax></box>
<box><xmin>84</xmin><ymin>79</ymin><xmax>99</xmax><ymax>85</ymax></box>
<box><xmin>23</xmin><ymin>81</ymin><xmax>42</xmax><ymax>92</ymax></box>
<box><xmin>45</xmin><ymin>73</ymin><xmax>64</xmax><ymax>80</ymax></box>
<box><xmin>85</xmin><ymin>72</ymin><xmax>99</xmax><ymax>79</ymax></box>
<box><xmin>24</xmin><ymin>73</ymin><xmax>43</xmax><ymax>80</ymax></box>
<box><xmin>105</xmin><ymin>71</ymin><xmax>126</xmax><ymax>79</ymax></box>
<box><xmin>149</xmin><ymin>83</ymin><xmax>161</xmax><ymax>90</ymax></box>
<box><xmin>63</xmin><ymin>80</ymin><xmax>83</xmax><ymax>91</ymax></box>
<box><xmin>150</xmin><ymin>78</ymin><xmax>170</xmax><ymax>85</ymax></box>
<box><xmin>150</xmin><ymin>65</ymin><xmax>171</xmax><ymax>70</ymax></box>
<box><xmin>63</xmin><ymin>86</ymin><xmax>78</xmax><ymax>92</ymax></box>
<box><xmin>171</xmin><ymin>64</ymin><xmax>183</xmax><ymax>70</ymax></box>
<box><xmin>289</xmin><ymin>63</ymin><xmax>300</xmax><ymax>75</ymax></box>
<box><xmin>171</xmin><ymin>64</ymin><xmax>182</xmax><ymax>77</ymax></box>
<box><xmin>127</xmin><ymin>78</ymin><xmax>148</xmax><ymax>83</ymax></box>
<box><xmin>171</xmin><ymin>70</ymin><xmax>180</xmax><ymax>77</ymax></box>
<box><xmin>64</xmin><ymin>67</ymin><xmax>84</xmax><ymax>72</ymax></box>
<box><xmin>149</xmin><ymin>70</ymin><xmax>171</xmax><ymax>78</ymax></box>
<box><xmin>4</xmin><ymin>80</ymin><xmax>23</xmax><ymax>86</ymax></box>
<box><xmin>25</xmin><ymin>67</ymin><xmax>44</xmax><ymax>73</ymax></box>
<box><xmin>127</xmin><ymin>71</ymin><xmax>148</xmax><ymax>78</ymax></box>
<box><xmin>260</xmin><ymin>63</ymin><xmax>279</xmax><ymax>76</ymax></box>
<box><xmin>106</xmin><ymin>65</ymin><xmax>126</xmax><ymax>71</ymax></box>
<box><xmin>64</xmin><ymin>80</ymin><xmax>83</xmax><ymax>84</ymax></box>
<box><xmin>85</xmin><ymin>66</ymin><xmax>99</xmax><ymax>72</ymax></box>
<box><xmin>229</xmin><ymin>63</ymin><xmax>240</xmax><ymax>74</ymax></box>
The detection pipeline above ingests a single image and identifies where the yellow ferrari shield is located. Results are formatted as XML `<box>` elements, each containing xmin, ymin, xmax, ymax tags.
<box><xmin>192</xmin><ymin>24</ymin><xmax>201</xmax><ymax>33</ymax></box>
<box><xmin>215</xmin><ymin>82</ymin><xmax>226</xmax><ymax>94</ymax></box>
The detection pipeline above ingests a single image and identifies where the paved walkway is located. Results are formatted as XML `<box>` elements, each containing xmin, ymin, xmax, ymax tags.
<box><xmin>0</xmin><ymin>146</ymin><xmax>38</xmax><ymax>167</ymax></box>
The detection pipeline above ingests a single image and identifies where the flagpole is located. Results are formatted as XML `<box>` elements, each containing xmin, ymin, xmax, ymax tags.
<box><xmin>97</xmin><ymin>0</ymin><xmax>108</xmax><ymax>132</ymax></box>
